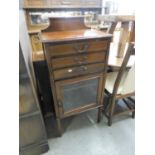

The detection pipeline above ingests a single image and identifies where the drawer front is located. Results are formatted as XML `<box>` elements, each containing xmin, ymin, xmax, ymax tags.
<box><xmin>51</xmin><ymin>52</ymin><xmax>106</xmax><ymax>69</ymax></box>
<box><xmin>53</xmin><ymin>63</ymin><xmax>105</xmax><ymax>80</ymax></box>
<box><xmin>60</xmin><ymin>0</ymin><xmax>83</xmax><ymax>5</ymax></box>
<box><xmin>46</xmin><ymin>40</ymin><xmax>108</xmax><ymax>57</ymax></box>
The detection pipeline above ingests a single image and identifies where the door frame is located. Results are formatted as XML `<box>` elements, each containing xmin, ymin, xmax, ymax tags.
<box><xmin>55</xmin><ymin>73</ymin><xmax>104</xmax><ymax>118</ymax></box>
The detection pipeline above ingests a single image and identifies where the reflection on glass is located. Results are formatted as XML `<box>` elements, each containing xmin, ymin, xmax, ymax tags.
<box><xmin>84</xmin><ymin>12</ymin><xmax>100</xmax><ymax>30</ymax></box>
<box><xmin>61</xmin><ymin>78</ymin><xmax>99</xmax><ymax>112</ymax></box>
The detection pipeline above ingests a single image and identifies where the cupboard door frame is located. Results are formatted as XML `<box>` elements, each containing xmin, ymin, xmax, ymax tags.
<box><xmin>55</xmin><ymin>73</ymin><xmax>104</xmax><ymax>118</ymax></box>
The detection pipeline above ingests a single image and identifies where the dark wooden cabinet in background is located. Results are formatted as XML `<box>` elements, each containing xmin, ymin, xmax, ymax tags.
<box><xmin>19</xmin><ymin>44</ymin><xmax>49</xmax><ymax>155</ymax></box>
<box><xmin>40</xmin><ymin>17</ymin><xmax>112</xmax><ymax>135</ymax></box>
<box><xmin>19</xmin><ymin>7</ymin><xmax>50</xmax><ymax>154</ymax></box>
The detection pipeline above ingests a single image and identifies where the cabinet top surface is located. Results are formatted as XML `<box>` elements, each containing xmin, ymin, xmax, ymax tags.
<box><xmin>40</xmin><ymin>29</ymin><xmax>112</xmax><ymax>43</ymax></box>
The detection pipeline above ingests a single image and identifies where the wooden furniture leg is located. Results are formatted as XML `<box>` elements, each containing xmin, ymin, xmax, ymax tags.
<box><xmin>97</xmin><ymin>107</ymin><xmax>102</xmax><ymax>123</ymax></box>
<box><xmin>56</xmin><ymin>118</ymin><xmax>63</xmax><ymax>137</ymax></box>
<box><xmin>108</xmin><ymin>98</ymin><xmax>116</xmax><ymax>126</ymax></box>
<box><xmin>107</xmin><ymin>22</ymin><xmax>117</xmax><ymax>34</ymax></box>
<box><xmin>123</xmin><ymin>98</ymin><xmax>135</xmax><ymax>119</ymax></box>
<box><xmin>108</xmin><ymin>118</ymin><xmax>112</xmax><ymax>126</ymax></box>
<box><xmin>132</xmin><ymin>111</ymin><xmax>135</xmax><ymax>118</ymax></box>
<box><xmin>117</xmin><ymin>22</ymin><xmax>130</xmax><ymax>58</ymax></box>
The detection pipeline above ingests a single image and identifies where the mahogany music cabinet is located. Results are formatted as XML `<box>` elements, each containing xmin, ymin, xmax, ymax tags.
<box><xmin>40</xmin><ymin>17</ymin><xmax>112</xmax><ymax>135</ymax></box>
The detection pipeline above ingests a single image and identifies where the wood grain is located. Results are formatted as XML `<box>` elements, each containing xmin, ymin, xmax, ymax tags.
<box><xmin>40</xmin><ymin>17</ymin><xmax>112</xmax><ymax>135</ymax></box>
<box><xmin>46</xmin><ymin>39</ymin><xmax>108</xmax><ymax>57</ymax></box>
<box><xmin>42</xmin><ymin>17</ymin><xmax>87</xmax><ymax>32</ymax></box>
<box><xmin>40</xmin><ymin>29</ymin><xmax>112</xmax><ymax>43</ymax></box>
<box><xmin>53</xmin><ymin>63</ymin><xmax>105</xmax><ymax>80</ymax></box>
<box><xmin>51</xmin><ymin>52</ymin><xmax>106</xmax><ymax>69</ymax></box>
<box><xmin>23</xmin><ymin>0</ymin><xmax>102</xmax><ymax>9</ymax></box>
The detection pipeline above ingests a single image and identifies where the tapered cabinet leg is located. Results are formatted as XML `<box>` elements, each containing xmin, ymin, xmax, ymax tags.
<box><xmin>97</xmin><ymin>107</ymin><xmax>102</xmax><ymax>123</ymax></box>
<box><xmin>108</xmin><ymin>117</ymin><xmax>112</xmax><ymax>126</ymax></box>
<box><xmin>56</xmin><ymin>118</ymin><xmax>63</xmax><ymax>137</ymax></box>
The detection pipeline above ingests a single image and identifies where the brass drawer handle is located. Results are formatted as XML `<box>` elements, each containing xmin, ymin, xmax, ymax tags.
<box><xmin>73</xmin><ymin>44</ymin><xmax>89</xmax><ymax>53</ymax></box>
<box><xmin>74</xmin><ymin>55</ymin><xmax>88</xmax><ymax>61</ymax></box>
<box><xmin>83</xmin><ymin>44</ymin><xmax>89</xmax><ymax>50</ymax></box>
<box><xmin>73</xmin><ymin>56</ymin><xmax>87</xmax><ymax>64</ymax></box>
<box><xmin>83</xmin><ymin>55</ymin><xmax>88</xmax><ymax>60</ymax></box>
<box><xmin>78</xmin><ymin>61</ymin><xmax>83</xmax><ymax>65</ymax></box>
<box><xmin>80</xmin><ymin>66</ymin><xmax>88</xmax><ymax>70</ymax></box>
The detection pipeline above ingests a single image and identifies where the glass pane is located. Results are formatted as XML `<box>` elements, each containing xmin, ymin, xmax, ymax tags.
<box><xmin>61</xmin><ymin>78</ymin><xmax>99</xmax><ymax>112</ymax></box>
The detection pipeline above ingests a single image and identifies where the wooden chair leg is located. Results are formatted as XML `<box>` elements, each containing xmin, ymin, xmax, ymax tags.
<box><xmin>97</xmin><ymin>107</ymin><xmax>103</xmax><ymax>123</ymax></box>
<box><xmin>107</xmin><ymin>98</ymin><xmax>116</xmax><ymax>126</ymax></box>
<box><xmin>132</xmin><ymin>111</ymin><xmax>135</xmax><ymax>118</ymax></box>
<box><xmin>108</xmin><ymin>117</ymin><xmax>112</xmax><ymax>126</ymax></box>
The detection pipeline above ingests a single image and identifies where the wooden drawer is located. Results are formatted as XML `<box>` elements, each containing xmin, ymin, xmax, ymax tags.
<box><xmin>53</xmin><ymin>63</ymin><xmax>105</xmax><ymax>80</ymax></box>
<box><xmin>51</xmin><ymin>52</ymin><xmax>106</xmax><ymax>69</ymax></box>
<box><xmin>46</xmin><ymin>40</ymin><xmax>108</xmax><ymax>57</ymax></box>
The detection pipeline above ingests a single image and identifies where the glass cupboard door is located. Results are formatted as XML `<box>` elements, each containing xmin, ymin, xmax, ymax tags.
<box><xmin>55</xmin><ymin>75</ymin><xmax>103</xmax><ymax>117</ymax></box>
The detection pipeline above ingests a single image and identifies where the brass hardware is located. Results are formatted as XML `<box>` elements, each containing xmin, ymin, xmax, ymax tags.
<box><xmin>83</xmin><ymin>44</ymin><xmax>89</xmax><ymax>50</ymax></box>
<box><xmin>72</xmin><ymin>65</ymin><xmax>88</xmax><ymax>72</ymax></box>
<box><xmin>80</xmin><ymin>66</ymin><xmax>88</xmax><ymax>70</ymax></box>
<box><xmin>78</xmin><ymin>61</ymin><xmax>82</xmax><ymax>64</ymax></box>
<box><xmin>83</xmin><ymin>55</ymin><xmax>88</xmax><ymax>59</ymax></box>
<box><xmin>73</xmin><ymin>43</ymin><xmax>89</xmax><ymax>53</ymax></box>
<box><xmin>74</xmin><ymin>56</ymin><xmax>87</xmax><ymax>64</ymax></box>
